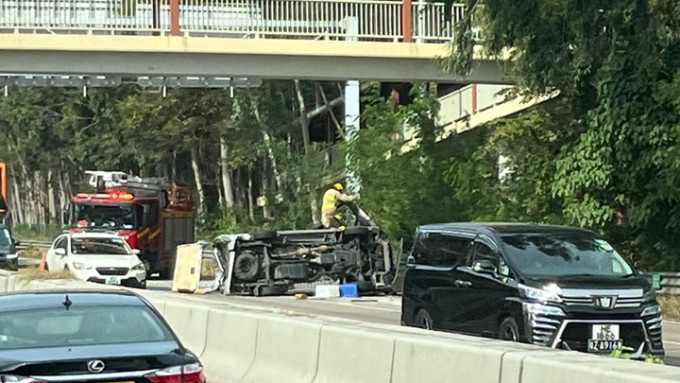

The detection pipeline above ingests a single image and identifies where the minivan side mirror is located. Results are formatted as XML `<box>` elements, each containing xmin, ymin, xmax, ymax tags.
<box><xmin>13</xmin><ymin>240</ymin><xmax>20</xmax><ymax>247</ymax></box>
<box><xmin>405</xmin><ymin>255</ymin><xmax>416</xmax><ymax>268</ymax></box>
<box><xmin>132</xmin><ymin>249</ymin><xmax>141</xmax><ymax>256</ymax></box>
<box><xmin>472</xmin><ymin>259</ymin><xmax>496</xmax><ymax>275</ymax></box>
<box><xmin>55</xmin><ymin>248</ymin><xmax>66</xmax><ymax>257</ymax></box>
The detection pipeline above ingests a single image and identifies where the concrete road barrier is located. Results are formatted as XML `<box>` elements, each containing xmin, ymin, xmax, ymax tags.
<box><xmin>242</xmin><ymin>316</ymin><xmax>322</xmax><ymax>383</ymax></box>
<box><xmin>199</xmin><ymin>309</ymin><xmax>259</xmax><ymax>383</ymax></box>
<box><xmin>3</xmin><ymin>277</ymin><xmax>680</xmax><ymax>383</ymax></box>
<box><xmin>313</xmin><ymin>326</ymin><xmax>395</xmax><ymax>383</ymax></box>
<box><xmin>392</xmin><ymin>334</ymin><xmax>526</xmax><ymax>383</ymax></box>
<box><xmin>161</xmin><ymin>301</ymin><xmax>210</xmax><ymax>357</ymax></box>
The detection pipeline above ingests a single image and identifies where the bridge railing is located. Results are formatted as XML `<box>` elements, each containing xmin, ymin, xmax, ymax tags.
<box><xmin>0</xmin><ymin>0</ymin><xmax>467</xmax><ymax>43</ymax></box>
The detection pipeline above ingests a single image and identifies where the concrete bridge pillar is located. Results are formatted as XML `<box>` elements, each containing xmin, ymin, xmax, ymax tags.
<box><xmin>344</xmin><ymin>16</ymin><xmax>361</xmax><ymax>195</ymax></box>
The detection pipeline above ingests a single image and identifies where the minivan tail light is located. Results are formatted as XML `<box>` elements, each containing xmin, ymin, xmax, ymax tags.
<box><xmin>144</xmin><ymin>363</ymin><xmax>205</xmax><ymax>383</ymax></box>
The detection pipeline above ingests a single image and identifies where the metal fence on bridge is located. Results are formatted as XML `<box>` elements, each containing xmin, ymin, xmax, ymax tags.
<box><xmin>0</xmin><ymin>0</ymin><xmax>466</xmax><ymax>42</ymax></box>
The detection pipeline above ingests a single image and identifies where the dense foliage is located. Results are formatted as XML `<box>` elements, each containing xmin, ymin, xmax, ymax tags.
<box><xmin>444</xmin><ymin>0</ymin><xmax>680</xmax><ymax>269</ymax></box>
<box><xmin>0</xmin><ymin>80</ymin><xmax>345</xmax><ymax>239</ymax></box>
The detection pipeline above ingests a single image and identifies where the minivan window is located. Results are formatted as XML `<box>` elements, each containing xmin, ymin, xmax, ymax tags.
<box><xmin>413</xmin><ymin>231</ymin><xmax>471</xmax><ymax>267</ymax></box>
<box><xmin>499</xmin><ymin>233</ymin><xmax>633</xmax><ymax>277</ymax></box>
<box><xmin>0</xmin><ymin>228</ymin><xmax>12</xmax><ymax>246</ymax></box>
<box><xmin>472</xmin><ymin>243</ymin><xmax>497</xmax><ymax>264</ymax></box>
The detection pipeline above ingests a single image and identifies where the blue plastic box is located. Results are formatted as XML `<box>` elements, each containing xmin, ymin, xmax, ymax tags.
<box><xmin>339</xmin><ymin>283</ymin><xmax>359</xmax><ymax>298</ymax></box>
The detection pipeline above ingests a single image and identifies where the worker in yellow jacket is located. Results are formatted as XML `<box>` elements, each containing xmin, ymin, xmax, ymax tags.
<box><xmin>321</xmin><ymin>183</ymin><xmax>357</xmax><ymax>229</ymax></box>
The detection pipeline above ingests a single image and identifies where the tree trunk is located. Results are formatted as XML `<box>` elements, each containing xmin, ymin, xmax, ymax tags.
<box><xmin>294</xmin><ymin>80</ymin><xmax>319</xmax><ymax>225</ymax></box>
<box><xmin>35</xmin><ymin>171</ymin><xmax>45</xmax><ymax>226</ymax></box>
<box><xmin>171</xmin><ymin>149</ymin><xmax>178</xmax><ymax>184</ymax></box>
<box><xmin>9</xmin><ymin>164</ymin><xmax>23</xmax><ymax>225</ymax></box>
<box><xmin>48</xmin><ymin>169</ymin><xmax>56</xmax><ymax>224</ymax></box>
<box><xmin>190</xmin><ymin>146</ymin><xmax>206</xmax><ymax>221</ymax></box>
<box><xmin>216</xmin><ymin>169</ymin><xmax>224</xmax><ymax>207</ymax></box>
<box><xmin>246</xmin><ymin>89</ymin><xmax>283</xmax><ymax>189</ymax></box>
<box><xmin>219</xmin><ymin>136</ymin><xmax>235</xmax><ymax>208</ymax></box>
<box><xmin>281</xmin><ymin>95</ymin><xmax>344</xmax><ymax>132</ymax></box>
<box><xmin>58</xmin><ymin>167</ymin><xmax>67</xmax><ymax>224</ymax></box>
<box><xmin>247</xmin><ymin>167</ymin><xmax>255</xmax><ymax>221</ymax></box>
<box><xmin>63</xmin><ymin>170</ymin><xmax>73</xmax><ymax>207</ymax></box>
<box><xmin>25</xmin><ymin>173</ymin><xmax>34</xmax><ymax>225</ymax></box>
<box><xmin>261</xmin><ymin>162</ymin><xmax>272</xmax><ymax>220</ymax></box>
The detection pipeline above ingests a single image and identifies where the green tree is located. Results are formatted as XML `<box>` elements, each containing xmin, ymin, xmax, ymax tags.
<box><xmin>446</xmin><ymin>0</ymin><xmax>680</xmax><ymax>268</ymax></box>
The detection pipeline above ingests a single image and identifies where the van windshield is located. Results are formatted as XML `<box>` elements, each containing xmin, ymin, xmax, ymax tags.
<box><xmin>499</xmin><ymin>233</ymin><xmax>634</xmax><ymax>277</ymax></box>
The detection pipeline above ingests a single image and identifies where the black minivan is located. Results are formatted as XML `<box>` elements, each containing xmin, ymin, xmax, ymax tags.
<box><xmin>401</xmin><ymin>223</ymin><xmax>664</xmax><ymax>358</ymax></box>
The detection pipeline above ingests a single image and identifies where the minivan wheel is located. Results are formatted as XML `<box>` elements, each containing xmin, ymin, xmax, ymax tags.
<box><xmin>414</xmin><ymin>309</ymin><xmax>434</xmax><ymax>330</ymax></box>
<box><xmin>6</xmin><ymin>259</ymin><xmax>19</xmax><ymax>271</ymax></box>
<box><xmin>499</xmin><ymin>317</ymin><xmax>520</xmax><ymax>342</ymax></box>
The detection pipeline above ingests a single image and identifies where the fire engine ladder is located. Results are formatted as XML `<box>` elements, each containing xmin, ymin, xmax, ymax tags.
<box><xmin>86</xmin><ymin>170</ymin><xmax>170</xmax><ymax>196</ymax></box>
<box><xmin>86</xmin><ymin>170</ymin><xmax>190</xmax><ymax>208</ymax></box>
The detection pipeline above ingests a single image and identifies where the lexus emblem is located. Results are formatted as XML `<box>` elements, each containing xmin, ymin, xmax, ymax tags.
<box><xmin>593</xmin><ymin>295</ymin><xmax>617</xmax><ymax>309</ymax></box>
<box><xmin>87</xmin><ymin>360</ymin><xmax>105</xmax><ymax>373</ymax></box>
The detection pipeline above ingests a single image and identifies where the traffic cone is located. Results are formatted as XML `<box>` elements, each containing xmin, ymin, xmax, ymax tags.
<box><xmin>38</xmin><ymin>253</ymin><xmax>46</xmax><ymax>272</ymax></box>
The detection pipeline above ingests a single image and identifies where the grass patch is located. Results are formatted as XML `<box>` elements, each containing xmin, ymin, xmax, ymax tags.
<box><xmin>16</xmin><ymin>268</ymin><xmax>75</xmax><ymax>281</ymax></box>
<box><xmin>18</xmin><ymin>247</ymin><xmax>44</xmax><ymax>259</ymax></box>
<box><xmin>12</xmin><ymin>223</ymin><xmax>62</xmax><ymax>242</ymax></box>
<box><xmin>658</xmin><ymin>294</ymin><xmax>680</xmax><ymax>320</ymax></box>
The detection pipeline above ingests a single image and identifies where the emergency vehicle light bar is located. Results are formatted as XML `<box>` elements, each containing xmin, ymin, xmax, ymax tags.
<box><xmin>110</xmin><ymin>191</ymin><xmax>134</xmax><ymax>201</ymax></box>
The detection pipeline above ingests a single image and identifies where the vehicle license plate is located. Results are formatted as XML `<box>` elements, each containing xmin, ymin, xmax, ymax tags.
<box><xmin>588</xmin><ymin>324</ymin><xmax>622</xmax><ymax>352</ymax></box>
<box><xmin>106</xmin><ymin>277</ymin><xmax>121</xmax><ymax>285</ymax></box>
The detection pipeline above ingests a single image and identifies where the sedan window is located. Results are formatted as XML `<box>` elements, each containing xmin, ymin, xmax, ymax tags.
<box><xmin>71</xmin><ymin>237</ymin><xmax>130</xmax><ymax>255</ymax></box>
<box><xmin>0</xmin><ymin>305</ymin><xmax>173</xmax><ymax>350</ymax></box>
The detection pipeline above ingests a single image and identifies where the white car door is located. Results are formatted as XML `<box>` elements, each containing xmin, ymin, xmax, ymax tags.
<box><xmin>47</xmin><ymin>235</ymin><xmax>69</xmax><ymax>271</ymax></box>
<box><xmin>46</xmin><ymin>236</ymin><xmax>62</xmax><ymax>271</ymax></box>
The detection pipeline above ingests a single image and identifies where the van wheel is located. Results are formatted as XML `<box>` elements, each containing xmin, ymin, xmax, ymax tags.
<box><xmin>499</xmin><ymin>317</ymin><xmax>520</xmax><ymax>342</ymax></box>
<box><xmin>414</xmin><ymin>309</ymin><xmax>434</xmax><ymax>330</ymax></box>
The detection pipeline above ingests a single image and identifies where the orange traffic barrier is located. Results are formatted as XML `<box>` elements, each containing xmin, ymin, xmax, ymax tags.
<box><xmin>38</xmin><ymin>253</ymin><xmax>46</xmax><ymax>272</ymax></box>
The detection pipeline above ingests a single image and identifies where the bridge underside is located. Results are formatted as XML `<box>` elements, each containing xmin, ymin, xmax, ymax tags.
<box><xmin>0</xmin><ymin>34</ymin><xmax>510</xmax><ymax>84</ymax></box>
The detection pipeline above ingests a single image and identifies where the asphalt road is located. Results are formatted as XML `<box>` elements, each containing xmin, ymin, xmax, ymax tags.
<box><xmin>145</xmin><ymin>280</ymin><xmax>680</xmax><ymax>366</ymax></box>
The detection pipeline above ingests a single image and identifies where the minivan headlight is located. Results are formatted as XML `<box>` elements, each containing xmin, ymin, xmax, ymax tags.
<box><xmin>642</xmin><ymin>288</ymin><xmax>657</xmax><ymax>303</ymax></box>
<box><xmin>524</xmin><ymin>302</ymin><xmax>566</xmax><ymax>317</ymax></box>
<box><xmin>6</xmin><ymin>253</ymin><xmax>18</xmax><ymax>259</ymax></box>
<box><xmin>641</xmin><ymin>305</ymin><xmax>662</xmax><ymax>317</ymax></box>
<box><xmin>519</xmin><ymin>283</ymin><xmax>563</xmax><ymax>303</ymax></box>
<box><xmin>131</xmin><ymin>263</ymin><xmax>145</xmax><ymax>271</ymax></box>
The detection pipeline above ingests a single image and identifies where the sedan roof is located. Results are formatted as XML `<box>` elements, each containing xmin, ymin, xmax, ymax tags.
<box><xmin>0</xmin><ymin>290</ymin><xmax>146</xmax><ymax>312</ymax></box>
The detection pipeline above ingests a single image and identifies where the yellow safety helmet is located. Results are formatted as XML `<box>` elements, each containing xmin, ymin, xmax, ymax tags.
<box><xmin>333</xmin><ymin>183</ymin><xmax>344</xmax><ymax>191</ymax></box>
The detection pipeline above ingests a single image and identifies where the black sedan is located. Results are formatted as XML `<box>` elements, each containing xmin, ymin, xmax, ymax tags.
<box><xmin>0</xmin><ymin>289</ymin><xmax>206</xmax><ymax>383</ymax></box>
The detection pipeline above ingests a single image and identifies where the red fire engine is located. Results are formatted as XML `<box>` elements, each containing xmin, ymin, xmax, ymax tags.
<box><xmin>64</xmin><ymin>171</ymin><xmax>195</xmax><ymax>278</ymax></box>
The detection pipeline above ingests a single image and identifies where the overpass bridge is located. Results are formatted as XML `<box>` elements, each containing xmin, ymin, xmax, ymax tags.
<box><xmin>0</xmin><ymin>0</ymin><xmax>508</xmax><ymax>83</ymax></box>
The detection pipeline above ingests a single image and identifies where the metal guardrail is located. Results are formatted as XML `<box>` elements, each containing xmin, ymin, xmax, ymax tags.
<box><xmin>0</xmin><ymin>0</ymin><xmax>466</xmax><ymax>43</ymax></box>
<box><xmin>655</xmin><ymin>272</ymin><xmax>680</xmax><ymax>295</ymax></box>
<box><xmin>16</xmin><ymin>240</ymin><xmax>51</xmax><ymax>250</ymax></box>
